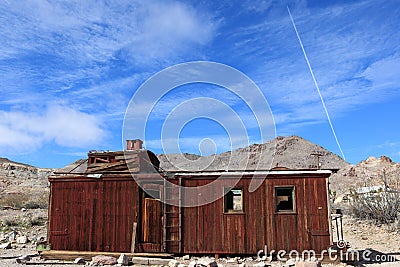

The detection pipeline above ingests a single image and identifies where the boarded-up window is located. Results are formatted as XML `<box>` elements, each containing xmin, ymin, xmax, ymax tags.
<box><xmin>224</xmin><ymin>189</ymin><xmax>243</xmax><ymax>212</ymax></box>
<box><xmin>275</xmin><ymin>186</ymin><xmax>295</xmax><ymax>212</ymax></box>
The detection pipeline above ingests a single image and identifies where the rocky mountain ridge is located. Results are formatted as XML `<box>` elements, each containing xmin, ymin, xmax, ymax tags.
<box><xmin>330</xmin><ymin>155</ymin><xmax>400</xmax><ymax>194</ymax></box>
<box><xmin>0</xmin><ymin>158</ymin><xmax>53</xmax><ymax>197</ymax></box>
<box><xmin>158</xmin><ymin>135</ymin><xmax>350</xmax><ymax>171</ymax></box>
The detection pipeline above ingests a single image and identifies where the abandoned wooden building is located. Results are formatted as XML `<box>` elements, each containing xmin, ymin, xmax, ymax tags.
<box><xmin>47</xmin><ymin>140</ymin><xmax>335</xmax><ymax>255</ymax></box>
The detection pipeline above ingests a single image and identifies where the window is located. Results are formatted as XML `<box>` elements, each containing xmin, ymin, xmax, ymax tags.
<box><xmin>275</xmin><ymin>186</ymin><xmax>295</xmax><ymax>212</ymax></box>
<box><xmin>224</xmin><ymin>188</ymin><xmax>243</xmax><ymax>212</ymax></box>
<box><xmin>144</xmin><ymin>189</ymin><xmax>160</xmax><ymax>200</ymax></box>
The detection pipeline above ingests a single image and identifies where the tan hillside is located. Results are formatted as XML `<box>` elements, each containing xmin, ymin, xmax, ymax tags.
<box><xmin>158</xmin><ymin>135</ymin><xmax>350</xmax><ymax>171</ymax></box>
<box><xmin>330</xmin><ymin>155</ymin><xmax>400</xmax><ymax>194</ymax></box>
<box><xmin>0</xmin><ymin>158</ymin><xmax>53</xmax><ymax>201</ymax></box>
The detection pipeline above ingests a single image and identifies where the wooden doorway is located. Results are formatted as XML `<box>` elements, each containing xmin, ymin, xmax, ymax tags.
<box><xmin>307</xmin><ymin>180</ymin><xmax>330</xmax><ymax>252</ymax></box>
<box><xmin>139</xmin><ymin>187</ymin><xmax>163</xmax><ymax>252</ymax></box>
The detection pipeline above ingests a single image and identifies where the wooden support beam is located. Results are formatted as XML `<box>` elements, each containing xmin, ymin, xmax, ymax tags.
<box><xmin>131</xmin><ymin>222</ymin><xmax>137</xmax><ymax>253</ymax></box>
<box><xmin>39</xmin><ymin>250</ymin><xmax>172</xmax><ymax>261</ymax></box>
<box><xmin>94</xmin><ymin>157</ymin><xmax>110</xmax><ymax>163</ymax></box>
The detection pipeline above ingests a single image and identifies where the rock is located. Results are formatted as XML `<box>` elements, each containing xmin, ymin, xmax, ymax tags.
<box><xmin>16</xmin><ymin>255</ymin><xmax>31</xmax><ymax>264</ymax></box>
<box><xmin>183</xmin><ymin>255</ymin><xmax>190</xmax><ymax>260</ymax></box>
<box><xmin>239</xmin><ymin>263</ymin><xmax>246</xmax><ymax>267</ymax></box>
<box><xmin>286</xmin><ymin>259</ymin><xmax>296</xmax><ymax>266</ymax></box>
<box><xmin>74</xmin><ymin>257</ymin><xmax>85</xmax><ymax>264</ymax></box>
<box><xmin>309</xmin><ymin>257</ymin><xmax>318</xmax><ymax>262</ymax></box>
<box><xmin>198</xmin><ymin>258</ymin><xmax>217</xmax><ymax>267</ymax></box>
<box><xmin>178</xmin><ymin>264</ymin><xmax>187</xmax><ymax>267</ymax></box>
<box><xmin>252</xmin><ymin>262</ymin><xmax>265</xmax><ymax>267</ymax></box>
<box><xmin>16</xmin><ymin>235</ymin><xmax>29</xmax><ymax>244</ymax></box>
<box><xmin>149</xmin><ymin>258</ymin><xmax>171</xmax><ymax>265</ymax></box>
<box><xmin>245</xmin><ymin>257</ymin><xmax>253</xmax><ymax>262</ymax></box>
<box><xmin>188</xmin><ymin>260</ymin><xmax>197</xmax><ymax>267</ymax></box>
<box><xmin>169</xmin><ymin>259</ymin><xmax>179</xmax><ymax>267</ymax></box>
<box><xmin>21</xmin><ymin>208</ymin><xmax>27</xmax><ymax>212</ymax></box>
<box><xmin>130</xmin><ymin>257</ymin><xmax>149</xmax><ymax>265</ymax></box>
<box><xmin>7</xmin><ymin>230</ymin><xmax>18</xmax><ymax>242</ymax></box>
<box><xmin>257</xmin><ymin>255</ymin><xmax>272</xmax><ymax>262</ymax></box>
<box><xmin>227</xmin><ymin>258</ymin><xmax>237</xmax><ymax>263</ymax></box>
<box><xmin>117</xmin><ymin>254</ymin><xmax>129</xmax><ymax>266</ymax></box>
<box><xmin>295</xmin><ymin>261</ymin><xmax>321</xmax><ymax>267</ymax></box>
<box><xmin>30</xmin><ymin>235</ymin><xmax>37</xmax><ymax>243</ymax></box>
<box><xmin>0</xmin><ymin>242</ymin><xmax>11</xmax><ymax>249</ymax></box>
<box><xmin>91</xmin><ymin>255</ymin><xmax>117</xmax><ymax>265</ymax></box>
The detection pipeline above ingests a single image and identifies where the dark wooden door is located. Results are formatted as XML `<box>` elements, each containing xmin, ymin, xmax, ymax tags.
<box><xmin>141</xmin><ymin>198</ymin><xmax>163</xmax><ymax>244</ymax></box>
<box><xmin>307</xmin><ymin>180</ymin><xmax>330</xmax><ymax>252</ymax></box>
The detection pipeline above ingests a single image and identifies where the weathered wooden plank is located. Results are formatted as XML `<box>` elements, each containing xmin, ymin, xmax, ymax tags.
<box><xmin>131</xmin><ymin>222</ymin><xmax>137</xmax><ymax>253</ymax></box>
<box><xmin>40</xmin><ymin>250</ymin><xmax>172</xmax><ymax>261</ymax></box>
<box><xmin>142</xmin><ymin>199</ymin><xmax>162</xmax><ymax>243</ymax></box>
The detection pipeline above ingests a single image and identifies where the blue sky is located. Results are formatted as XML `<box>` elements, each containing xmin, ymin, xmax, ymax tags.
<box><xmin>0</xmin><ymin>0</ymin><xmax>399</xmax><ymax>168</ymax></box>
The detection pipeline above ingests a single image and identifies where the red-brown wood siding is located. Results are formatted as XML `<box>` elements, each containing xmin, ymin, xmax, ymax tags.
<box><xmin>48</xmin><ymin>177</ymin><xmax>139</xmax><ymax>252</ymax></box>
<box><xmin>48</xmin><ymin>172</ymin><xmax>330</xmax><ymax>255</ymax></box>
<box><xmin>175</xmin><ymin>175</ymin><xmax>330</xmax><ymax>254</ymax></box>
<box><xmin>141</xmin><ymin>198</ymin><xmax>162</xmax><ymax>243</ymax></box>
<box><xmin>304</xmin><ymin>178</ymin><xmax>330</xmax><ymax>252</ymax></box>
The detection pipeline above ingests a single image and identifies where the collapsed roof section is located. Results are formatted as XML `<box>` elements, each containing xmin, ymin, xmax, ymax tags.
<box><xmin>52</xmin><ymin>140</ymin><xmax>160</xmax><ymax>176</ymax></box>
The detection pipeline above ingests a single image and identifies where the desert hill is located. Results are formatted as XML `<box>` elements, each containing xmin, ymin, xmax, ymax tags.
<box><xmin>330</xmin><ymin>155</ymin><xmax>400</xmax><ymax>194</ymax></box>
<box><xmin>158</xmin><ymin>135</ymin><xmax>349</xmax><ymax>171</ymax></box>
<box><xmin>0</xmin><ymin>158</ymin><xmax>53</xmax><ymax>201</ymax></box>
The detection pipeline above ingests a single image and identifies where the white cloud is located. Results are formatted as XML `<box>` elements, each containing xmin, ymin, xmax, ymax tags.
<box><xmin>361</xmin><ymin>55</ymin><xmax>400</xmax><ymax>89</ymax></box>
<box><xmin>0</xmin><ymin>0</ymin><xmax>218</xmax><ymax>124</ymax></box>
<box><xmin>0</xmin><ymin>1</ymin><xmax>216</xmax><ymax>64</ymax></box>
<box><xmin>0</xmin><ymin>105</ymin><xmax>105</xmax><ymax>153</ymax></box>
<box><xmin>228</xmin><ymin>0</ymin><xmax>400</xmax><ymax>131</ymax></box>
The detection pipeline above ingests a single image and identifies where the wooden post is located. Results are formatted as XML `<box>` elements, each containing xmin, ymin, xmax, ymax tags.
<box><xmin>131</xmin><ymin>222</ymin><xmax>137</xmax><ymax>253</ymax></box>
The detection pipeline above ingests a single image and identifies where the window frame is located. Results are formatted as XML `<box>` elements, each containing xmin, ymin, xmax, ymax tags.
<box><xmin>223</xmin><ymin>187</ymin><xmax>244</xmax><ymax>214</ymax></box>
<box><xmin>274</xmin><ymin>186</ymin><xmax>296</xmax><ymax>213</ymax></box>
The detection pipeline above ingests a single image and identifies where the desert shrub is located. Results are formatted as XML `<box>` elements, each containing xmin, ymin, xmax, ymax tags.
<box><xmin>0</xmin><ymin>192</ymin><xmax>49</xmax><ymax>209</ymax></box>
<box><xmin>1</xmin><ymin>215</ymin><xmax>23</xmax><ymax>232</ymax></box>
<box><xmin>22</xmin><ymin>193</ymin><xmax>49</xmax><ymax>209</ymax></box>
<box><xmin>28</xmin><ymin>216</ymin><xmax>46</xmax><ymax>227</ymax></box>
<box><xmin>2</xmin><ymin>217</ymin><xmax>23</xmax><ymax>227</ymax></box>
<box><xmin>350</xmin><ymin>189</ymin><xmax>400</xmax><ymax>224</ymax></box>
<box><xmin>0</xmin><ymin>193</ymin><xmax>29</xmax><ymax>209</ymax></box>
<box><xmin>23</xmin><ymin>201</ymin><xmax>41</xmax><ymax>209</ymax></box>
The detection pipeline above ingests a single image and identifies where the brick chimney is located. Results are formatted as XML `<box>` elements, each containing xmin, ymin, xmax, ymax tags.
<box><xmin>126</xmin><ymin>139</ymin><xmax>143</xmax><ymax>150</ymax></box>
